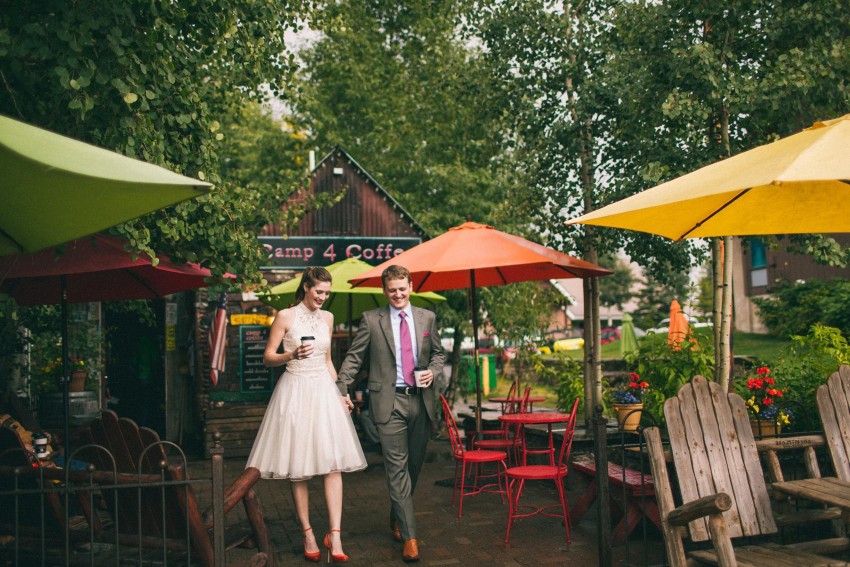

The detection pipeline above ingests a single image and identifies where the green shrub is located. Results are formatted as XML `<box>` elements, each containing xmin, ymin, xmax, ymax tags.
<box><xmin>535</xmin><ymin>353</ymin><xmax>584</xmax><ymax>416</ymax></box>
<box><xmin>753</xmin><ymin>279</ymin><xmax>850</xmax><ymax>338</ymax></box>
<box><xmin>770</xmin><ymin>324</ymin><xmax>850</xmax><ymax>432</ymax></box>
<box><xmin>624</xmin><ymin>332</ymin><xmax>715</xmax><ymax>424</ymax></box>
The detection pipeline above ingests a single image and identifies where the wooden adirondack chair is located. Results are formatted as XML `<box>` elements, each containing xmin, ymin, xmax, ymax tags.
<box><xmin>818</xmin><ymin>365</ymin><xmax>850</xmax><ymax>481</ymax></box>
<box><xmin>79</xmin><ymin>410</ymin><xmax>275</xmax><ymax>567</ymax></box>
<box><xmin>645</xmin><ymin>375</ymin><xmax>848</xmax><ymax>567</ymax></box>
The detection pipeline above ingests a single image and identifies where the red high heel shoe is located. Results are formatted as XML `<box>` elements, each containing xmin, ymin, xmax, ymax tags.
<box><xmin>303</xmin><ymin>527</ymin><xmax>320</xmax><ymax>562</ymax></box>
<box><xmin>323</xmin><ymin>529</ymin><xmax>350</xmax><ymax>564</ymax></box>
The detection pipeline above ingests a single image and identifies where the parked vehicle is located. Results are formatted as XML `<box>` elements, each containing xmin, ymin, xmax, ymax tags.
<box><xmin>647</xmin><ymin>315</ymin><xmax>712</xmax><ymax>334</ymax></box>
<box><xmin>600</xmin><ymin>327</ymin><xmax>621</xmax><ymax>344</ymax></box>
<box><xmin>553</xmin><ymin>337</ymin><xmax>585</xmax><ymax>351</ymax></box>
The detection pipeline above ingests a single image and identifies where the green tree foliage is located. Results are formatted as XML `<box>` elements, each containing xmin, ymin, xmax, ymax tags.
<box><xmin>294</xmin><ymin>0</ymin><xmax>513</xmax><ymax>234</ymax></box>
<box><xmin>468</xmin><ymin>0</ymin><xmax>700</xmax><ymax>276</ymax></box>
<box><xmin>753</xmin><ymin>279</ymin><xmax>850</xmax><ymax>338</ymax></box>
<box><xmin>598</xmin><ymin>254</ymin><xmax>637</xmax><ymax>311</ymax></box>
<box><xmin>696</xmin><ymin>264</ymin><xmax>714</xmax><ymax>318</ymax></box>
<box><xmin>607</xmin><ymin>0</ymin><xmax>850</xmax><ymax>264</ymax></box>
<box><xmin>632</xmin><ymin>269</ymin><xmax>691</xmax><ymax>332</ymax></box>
<box><xmin>482</xmin><ymin>282</ymin><xmax>561</xmax><ymax>351</ymax></box>
<box><xmin>0</xmin><ymin>1</ymin><xmax>311</xmax><ymax>284</ymax></box>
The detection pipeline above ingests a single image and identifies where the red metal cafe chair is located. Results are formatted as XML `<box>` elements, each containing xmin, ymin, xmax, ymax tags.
<box><xmin>504</xmin><ymin>397</ymin><xmax>580</xmax><ymax>546</ymax></box>
<box><xmin>499</xmin><ymin>380</ymin><xmax>518</xmax><ymax>414</ymax></box>
<box><xmin>440</xmin><ymin>394</ymin><xmax>508</xmax><ymax>519</ymax></box>
<box><xmin>474</xmin><ymin>386</ymin><xmax>531</xmax><ymax>466</ymax></box>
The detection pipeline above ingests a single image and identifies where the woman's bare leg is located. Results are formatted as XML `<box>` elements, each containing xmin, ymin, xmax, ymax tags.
<box><xmin>292</xmin><ymin>480</ymin><xmax>319</xmax><ymax>553</ymax></box>
<box><xmin>324</xmin><ymin>472</ymin><xmax>345</xmax><ymax>555</ymax></box>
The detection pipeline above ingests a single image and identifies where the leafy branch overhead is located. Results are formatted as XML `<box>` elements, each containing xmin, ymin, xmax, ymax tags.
<box><xmin>0</xmin><ymin>0</ymin><xmax>313</xmax><ymax>285</ymax></box>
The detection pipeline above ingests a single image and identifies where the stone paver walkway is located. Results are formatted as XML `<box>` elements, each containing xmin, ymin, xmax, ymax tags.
<box><xmin>195</xmin><ymin>434</ymin><xmax>665</xmax><ymax>566</ymax></box>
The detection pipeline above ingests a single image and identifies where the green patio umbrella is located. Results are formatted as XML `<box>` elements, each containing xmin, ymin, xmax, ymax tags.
<box><xmin>260</xmin><ymin>257</ymin><xmax>446</xmax><ymax>338</ymax></box>
<box><xmin>619</xmin><ymin>313</ymin><xmax>638</xmax><ymax>357</ymax></box>
<box><xmin>0</xmin><ymin>114</ymin><xmax>212</xmax><ymax>256</ymax></box>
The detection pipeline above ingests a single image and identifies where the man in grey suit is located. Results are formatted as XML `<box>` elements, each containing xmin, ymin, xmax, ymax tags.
<box><xmin>337</xmin><ymin>265</ymin><xmax>445</xmax><ymax>563</ymax></box>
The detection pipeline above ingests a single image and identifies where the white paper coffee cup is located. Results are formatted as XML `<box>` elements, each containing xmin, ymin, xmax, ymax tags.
<box><xmin>300</xmin><ymin>335</ymin><xmax>315</xmax><ymax>346</ymax></box>
<box><xmin>414</xmin><ymin>367</ymin><xmax>428</xmax><ymax>388</ymax></box>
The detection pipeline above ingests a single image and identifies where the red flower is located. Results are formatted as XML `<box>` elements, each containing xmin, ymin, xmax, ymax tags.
<box><xmin>756</xmin><ymin>366</ymin><xmax>770</xmax><ymax>376</ymax></box>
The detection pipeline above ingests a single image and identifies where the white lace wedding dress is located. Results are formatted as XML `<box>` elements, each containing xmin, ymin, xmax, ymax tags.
<box><xmin>246</xmin><ymin>302</ymin><xmax>366</xmax><ymax>480</ymax></box>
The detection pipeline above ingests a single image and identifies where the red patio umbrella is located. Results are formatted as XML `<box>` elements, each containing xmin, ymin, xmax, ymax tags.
<box><xmin>0</xmin><ymin>234</ymin><xmax>223</xmax><ymax>451</ymax></box>
<box><xmin>348</xmin><ymin>221</ymin><xmax>611</xmax><ymax>431</ymax></box>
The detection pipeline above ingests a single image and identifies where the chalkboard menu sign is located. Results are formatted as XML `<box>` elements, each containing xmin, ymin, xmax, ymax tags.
<box><xmin>239</xmin><ymin>326</ymin><xmax>276</xmax><ymax>392</ymax></box>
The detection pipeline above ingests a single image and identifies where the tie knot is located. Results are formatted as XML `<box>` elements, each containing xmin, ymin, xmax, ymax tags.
<box><xmin>399</xmin><ymin>312</ymin><xmax>406</xmax><ymax>319</ymax></box>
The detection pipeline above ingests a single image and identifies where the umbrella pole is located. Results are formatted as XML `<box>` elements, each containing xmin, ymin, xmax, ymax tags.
<box><xmin>61</xmin><ymin>275</ymin><xmax>71</xmax><ymax>459</ymax></box>
<box><xmin>348</xmin><ymin>296</ymin><xmax>353</xmax><ymax>344</ymax></box>
<box><xmin>471</xmin><ymin>275</ymin><xmax>482</xmax><ymax>434</ymax></box>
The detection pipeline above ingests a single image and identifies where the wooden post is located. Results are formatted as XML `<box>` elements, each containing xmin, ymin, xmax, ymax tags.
<box><xmin>211</xmin><ymin>432</ymin><xmax>225</xmax><ymax>567</ymax></box>
<box><xmin>594</xmin><ymin>404</ymin><xmax>611</xmax><ymax>567</ymax></box>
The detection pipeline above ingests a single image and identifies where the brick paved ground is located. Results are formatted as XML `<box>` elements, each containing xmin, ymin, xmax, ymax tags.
<box><xmin>197</xmin><ymin>435</ymin><xmax>666</xmax><ymax>567</ymax></box>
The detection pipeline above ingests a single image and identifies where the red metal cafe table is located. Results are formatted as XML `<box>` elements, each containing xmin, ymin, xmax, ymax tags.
<box><xmin>488</xmin><ymin>396</ymin><xmax>546</xmax><ymax>414</ymax></box>
<box><xmin>498</xmin><ymin>412</ymin><xmax>572</xmax><ymax>465</ymax></box>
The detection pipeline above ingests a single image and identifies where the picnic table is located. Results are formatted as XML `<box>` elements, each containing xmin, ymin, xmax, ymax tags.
<box><xmin>570</xmin><ymin>458</ymin><xmax>661</xmax><ymax>545</ymax></box>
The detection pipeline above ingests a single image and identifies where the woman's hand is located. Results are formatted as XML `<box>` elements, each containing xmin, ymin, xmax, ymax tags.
<box><xmin>292</xmin><ymin>343</ymin><xmax>314</xmax><ymax>360</ymax></box>
<box><xmin>342</xmin><ymin>394</ymin><xmax>354</xmax><ymax>413</ymax></box>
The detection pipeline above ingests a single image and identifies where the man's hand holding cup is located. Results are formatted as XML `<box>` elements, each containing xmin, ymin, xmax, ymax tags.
<box><xmin>413</xmin><ymin>367</ymin><xmax>432</xmax><ymax>388</ymax></box>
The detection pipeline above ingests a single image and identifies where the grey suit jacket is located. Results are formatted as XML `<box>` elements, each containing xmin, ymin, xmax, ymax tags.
<box><xmin>337</xmin><ymin>305</ymin><xmax>445</xmax><ymax>424</ymax></box>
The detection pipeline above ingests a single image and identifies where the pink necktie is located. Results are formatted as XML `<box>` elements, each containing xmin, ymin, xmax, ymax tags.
<box><xmin>399</xmin><ymin>312</ymin><xmax>415</xmax><ymax>387</ymax></box>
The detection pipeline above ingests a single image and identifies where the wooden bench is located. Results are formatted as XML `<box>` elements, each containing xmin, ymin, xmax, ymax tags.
<box><xmin>570</xmin><ymin>459</ymin><xmax>661</xmax><ymax>544</ymax></box>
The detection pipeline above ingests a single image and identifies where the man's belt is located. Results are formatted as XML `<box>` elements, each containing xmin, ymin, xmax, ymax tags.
<box><xmin>395</xmin><ymin>386</ymin><xmax>420</xmax><ymax>395</ymax></box>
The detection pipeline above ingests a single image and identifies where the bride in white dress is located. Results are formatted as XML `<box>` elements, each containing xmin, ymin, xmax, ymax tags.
<box><xmin>246</xmin><ymin>267</ymin><xmax>365</xmax><ymax>563</ymax></box>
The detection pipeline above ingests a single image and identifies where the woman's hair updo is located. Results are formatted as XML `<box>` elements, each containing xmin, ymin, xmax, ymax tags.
<box><xmin>294</xmin><ymin>266</ymin><xmax>333</xmax><ymax>305</ymax></box>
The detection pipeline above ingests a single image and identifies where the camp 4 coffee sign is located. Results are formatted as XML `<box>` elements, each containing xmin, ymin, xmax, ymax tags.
<box><xmin>259</xmin><ymin>237</ymin><xmax>421</xmax><ymax>269</ymax></box>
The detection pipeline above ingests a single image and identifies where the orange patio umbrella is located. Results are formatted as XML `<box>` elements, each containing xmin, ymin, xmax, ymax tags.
<box><xmin>348</xmin><ymin>221</ymin><xmax>611</xmax><ymax>431</ymax></box>
<box><xmin>667</xmin><ymin>299</ymin><xmax>691</xmax><ymax>349</ymax></box>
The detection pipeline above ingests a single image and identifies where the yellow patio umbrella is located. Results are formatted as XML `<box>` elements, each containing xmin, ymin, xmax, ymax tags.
<box><xmin>567</xmin><ymin>113</ymin><xmax>850</xmax><ymax>240</ymax></box>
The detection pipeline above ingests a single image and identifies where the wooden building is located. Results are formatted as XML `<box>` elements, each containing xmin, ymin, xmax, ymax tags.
<box><xmin>198</xmin><ymin>147</ymin><xmax>430</xmax><ymax>457</ymax></box>
<box><xmin>734</xmin><ymin>235</ymin><xmax>850</xmax><ymax>333</ymax></box>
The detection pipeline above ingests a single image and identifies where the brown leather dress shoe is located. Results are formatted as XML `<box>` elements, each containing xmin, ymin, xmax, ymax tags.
<box><xmin>402</xmin><ymin>539</ymin><xmax>420</xmax><ymax>563</ymax></box>
<box><xmin>390</xmin><ymin>519</ymin><xmax>403</xmax><ymax>542</ymax></box>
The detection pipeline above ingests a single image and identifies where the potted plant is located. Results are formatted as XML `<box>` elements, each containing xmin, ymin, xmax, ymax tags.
<box><xmin>34</xmin><ymin>356</ymin><xmax>91</xmax><ymax>395</ymax></box>
<box><xmin>611</xmin><ymin>372</ymin><xmax>649</xmax><ymax>431</ymax></box>
<box><xmin>741</xmin><ymin>365</ymin><xmax>791</xmax><ymax>437</ymax></box>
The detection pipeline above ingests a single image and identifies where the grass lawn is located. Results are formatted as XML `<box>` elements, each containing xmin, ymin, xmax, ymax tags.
<box><xmin>731</xmin><ymin>332</ymin><xmax>789</xmax><ymax>363</ymax></box>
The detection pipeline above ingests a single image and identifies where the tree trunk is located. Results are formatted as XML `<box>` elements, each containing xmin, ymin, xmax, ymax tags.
<box><xmin>719</xmin><ymin>236</ymin><xmax>734</xmax><ymax>391</ymax></box>
<box><xmin>590</xmin><ymin>270</ymin><xmax>602</xmax><ymax>406</ymax></box>
<box><xmin>583</xmin><ymin>278</ymin><xmax>594</xmax><ymax>427</ymax></box>
<box><xmin>712</xmin><ymin>238</ymin><xmax>723</xmax><ymax>381</ymax></box>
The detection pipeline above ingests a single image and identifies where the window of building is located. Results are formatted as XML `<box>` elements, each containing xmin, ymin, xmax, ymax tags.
<box><xmin>750</xmin><ymin>238</ymin><xmax>768</xmax><ymax>288</ymax></box>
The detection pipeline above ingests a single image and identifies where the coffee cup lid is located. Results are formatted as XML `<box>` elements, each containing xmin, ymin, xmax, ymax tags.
<box><xmin>301</xmin><ymin>336</ymin><xmax>315</xmax><ymax>340</ymax></box>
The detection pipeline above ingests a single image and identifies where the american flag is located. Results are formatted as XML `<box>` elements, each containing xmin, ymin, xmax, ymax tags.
<box><xmin>208</xmin><ymin>292</ymin><xmax>227</xmax><ymax>386</ymax></box>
